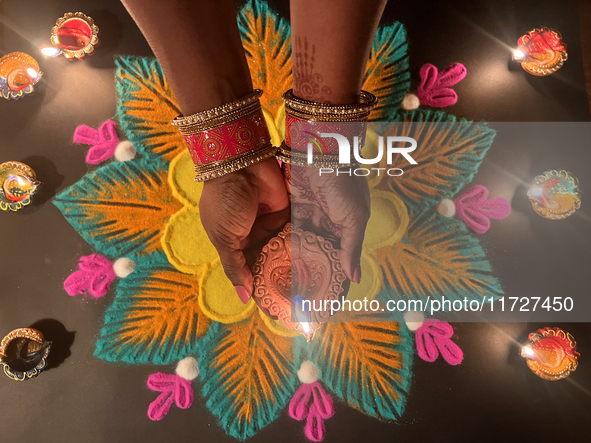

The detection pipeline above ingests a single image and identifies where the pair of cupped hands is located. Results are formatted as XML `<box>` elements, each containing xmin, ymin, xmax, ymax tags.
<box><xmin>199</xmin><ymin>157</ymin><xmax>371</xmax><ymax>303</ymax></box>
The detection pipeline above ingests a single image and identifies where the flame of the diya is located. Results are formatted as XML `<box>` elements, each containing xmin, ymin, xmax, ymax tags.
<box><xmin>293</xmin><ymin>295</ymin><xmax>314</xmax><ymax>342</ymax></box>
<box><xmin>41</xmin><ymin>47</ymin><xmax>61</xmax><ymax>57</ymax></box>
<box><xmin>3</xmin><ymin>174</ymin><xmax>37</xmax><ymax>202</ymax></box>
<box><xmin>512</xmin><ymin>49</ymin><xmax>526</xmax><ymax>61</ymax></box>
<box><xmin>521</xmin><ymin>327</ymin><xmax>579</xmax><ymax>381</ymax></box>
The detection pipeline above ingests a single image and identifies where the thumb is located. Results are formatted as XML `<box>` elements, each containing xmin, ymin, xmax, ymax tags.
<box><xmin>214</xmin><ymin>237</ymin><xmax>254</xmax><ymax>304</ymax></box>
<box><xmin>199</xmin><ymin>174</ymin><xmax>259</xmax><ymax>305</ymax></box>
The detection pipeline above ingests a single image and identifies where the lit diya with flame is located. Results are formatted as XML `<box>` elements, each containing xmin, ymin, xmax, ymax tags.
<box><xmin>252</xmin><ymin>224</ymin><xmax>347</xmax><ymax>341</ymax></box>
<box><xmin>47</xmin><ymin>12</ymin><xmax>99</xmax><ymax>60</ymax></box>
<box><xmin>0</xmin><ymin>161</ymin><xmax>40</xmax><ymax>212</ymax></box>
<box><xmin>527</xmin><ymin>170</ymin><xmax>580</xmax><ymax>220</ymax></box>
<box><xmin>521</xmin><ymin>327</ymin><xmax>579</xmax><ymax>381</ymax></box>
<box><xmin>512</xmin><ymin>28</ymin><xmax>567</xmax><ymax>76</ymax></box>
<box><xmin>0</xmin><ymin>52</ymin><xmax>42</xmax><ymax>100</ymax></box>
<box><xmin>0</xmin><ymin>328</ymin><xmax>52</xmax><ymax>381</ymax></box>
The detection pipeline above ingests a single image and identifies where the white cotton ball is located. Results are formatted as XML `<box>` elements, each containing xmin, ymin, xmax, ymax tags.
<box><xmin>113</xmin><ymin>257</ymin><xmax>136</xmax><ymax>278</ymax></box>
<box><xmin>114</xmin><ymin>140</ymin><xmax>137</xmax><ymax>162</ymax></box>
<box><xmin>404</xmin><ymin>311</ymin><xmax>424</xmax><ymax>331</ymax></box>
<box><xmin>401</xmin><ymin>93</ymin><xmax>420</xmax><ymax>111</ymax></box>
<box><xmin>436</xmin><ymin>199</ymin><xmax>456</xmax><ymax>218</ymax></box>
<box><xmin>298</xmin><ymin>360</ymin><xmax>319</xmax><ymax>384</ymax></box>
<box><xmin>176</xmin><ymin>357</ymin><xmax>199</xmax><ymax>381</ymax></box>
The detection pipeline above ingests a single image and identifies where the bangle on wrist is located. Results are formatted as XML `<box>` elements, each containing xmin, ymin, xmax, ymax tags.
<box><xmin>171</xmin><ymin>89</ymin><xmax>263</xmax><ymax>127</ymax></box>
<box><xmin>193</xmin><ymin>142</ymin><xmax>277</xmax><ymax>182</ymax></box>
<box><xmin>282</xmin><ymin>89</ymin><xmax>378</xmax><ymax>120</ymax></box>
<box><xmin>171</xmin><ymin>89</ymin><xmax>276</xmax><ymax>182</ymax></box>
<box><xmin>278</xmin><ymin>89</ymin><xmax>378</xmax><ymax>165</ymax></box>
<box><xmin>277</xmin><ymin>141</ymin><xmax>358</xmax><ymax>168</ymax></box>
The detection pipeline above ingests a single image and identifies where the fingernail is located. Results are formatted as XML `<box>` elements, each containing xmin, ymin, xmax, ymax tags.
<box><xmin>235</xmin><ymin>286</ymin><xmax>250</xmax><ymax>304</ymax></box>
<box><xmin>352</xmin><ymin>264</ymin><xmax>362</xmax><ymax>284</ymax></box>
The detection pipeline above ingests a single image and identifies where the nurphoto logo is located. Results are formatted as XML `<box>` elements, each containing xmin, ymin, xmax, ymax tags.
<box><xmin>307</xmin><ymin>132</ymin><xmax>418</xmax><ymax>176</ymax></box>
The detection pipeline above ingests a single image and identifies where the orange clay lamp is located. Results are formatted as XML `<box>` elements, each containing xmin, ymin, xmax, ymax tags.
<box><xmin>512</xmin><ymin>28</ymin><xmax>567</xmax><ymax>76</ymax></box>
<box><xmin>0</xmin><ymin>52</ymin><xmax>42</xmax><ymax>100</ymax></box>
<box><xmin>42</xmin><ymin>12</ymin><xmax>99</xmax><ymax>60</ymax></box>
<box><xmin>521</xmin><ymin>327</ymin><xmax>579</xmax><ymax>381</ymax></box>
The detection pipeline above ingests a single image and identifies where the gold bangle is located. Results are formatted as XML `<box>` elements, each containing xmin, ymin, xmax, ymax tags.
<box><xmin>282</xmin><ymin>89</ymin><xmax>378</xmax><ymax>119</ymax></box>
<box><xmin>194</xmin><ymin>142</ymin><xmax>278</xmax><ymax>182</ymax></box>
<box><xmin>172</xmin><ymin>89</ymin><xmax>264</xmax><ymax>127</ymax></box>
<box><xmin>284</xmin><ymin>106</ymin><xmax>372</xmax><ymax>122</ymax></box>
<box><xmin>177</xmin><ymin>101</ymin><xmax>262</xmax><ymax>134</ymax></box>
<box><xmin>277</xmin><ymin>142</ymin><xmax>358</xmax><ymax>168</ymax></box>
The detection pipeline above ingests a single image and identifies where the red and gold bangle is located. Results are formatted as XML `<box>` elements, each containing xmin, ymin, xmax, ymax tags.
<box><xmin>192</xmin><ymin>142</ymin><xmax>277</xmax><ymax>182</ymax></box>
<box><xmin>171</xmin><ymin>89</ymin><xmax>276</xmax><ymax>182</ymax></box>
<box><xmin>284</xmin><ymin>113</ymin><xmax>370</xmax><ymax>153</ymax></box>
<box><xmin>281</xmin><ymin>89</ymin><xmax>378</xmax><ymax>155</ymax></box>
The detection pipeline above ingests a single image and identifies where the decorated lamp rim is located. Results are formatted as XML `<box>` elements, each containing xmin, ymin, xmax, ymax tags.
<box><xmin>50</xmin><ymin>12</ymin><xmax>99</xmax><ymax>60</ymax></box>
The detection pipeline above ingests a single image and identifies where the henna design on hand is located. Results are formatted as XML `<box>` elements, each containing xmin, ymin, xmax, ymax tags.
<box><xmin>294</xmin><ymin>204</ymin><xmax>314</xmax><ymax>220</ymax></box>
<box><xmin>320</xmin><ymin>214</ymin><xmax>342</xmax><ymax>237</ymax></box>
<box><xmin>293</xmin><ymin>37</ymin><xmax>332</xmax><ymax>102</ymax></box>
<box><xmin>290</xmin><ymin>165</ymin><xmax>317</xmax><ymax>203</ymax></box>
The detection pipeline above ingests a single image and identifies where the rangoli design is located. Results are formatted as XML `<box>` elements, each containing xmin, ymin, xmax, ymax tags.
<box><xmin>54</xmin><ymin>1</ymin><xmax>504</xmax><ymax>440</ymax></box>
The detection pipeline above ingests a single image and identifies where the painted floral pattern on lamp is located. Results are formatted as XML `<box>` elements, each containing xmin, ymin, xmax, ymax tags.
<box><xmin>513</xmin><ymin>28</ymin><xmax>567</xmax><ymax>76</ymax></box>
<box><xmin>0</xmin><ymin>52</ymin><xmax>42</xmax><ymax>100</ymax></box>
<box><xmin>50</xmin><ymin>12</ymin><xmax>99</xmax><ymax>60</ymax></box>
<box><xmin>0</xmin><ymin>161</ymin><xmax>40</xmax><ymax>212</ymax></box>
<box><xmin>521</xmin><ymin>327</ymin><xmax>579</xmax><ymax>381</ymax></box>
<box><xmin>527</xmin><ymin>170</ymin><xmax>581</xmax><ymax>220</ymax></box>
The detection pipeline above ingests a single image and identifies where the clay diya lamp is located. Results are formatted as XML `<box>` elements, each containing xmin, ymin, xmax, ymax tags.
<box><xmin>0</xmin><ymin>161</ymin><xmax>40</xmax><ymax>212</ymax></box>
<box><xmin>50</xmin><ymin>12</ymin><xmax>99</xmax><ymax>60</ymax></box>
<box><xmin>512</xmin><ymin>28</ymin><xmax>567</xmax><ymax>76</ymax></box>
<box><xmin>252</xmin><ymin>223</ymin><xmax>347</xmax><ymax>340</ymax></box>
<box><xmin>0</xmin><ymin>328</ymin><xmax>52</xmax><ymax>381</ymax></box>
<box><xmin>0</xmin><ymin>52</ymin><xmax>42</xmax><ymax>100</ymax></box>
<box><xmin>521</xmin><ymin>327</ymin><xmax>579</xmax><ymax>381</ymax></box>
<box><xmin>527</xmin><ymin>170</ymin><xmax>581</xmax><ymax>220</ymax></box>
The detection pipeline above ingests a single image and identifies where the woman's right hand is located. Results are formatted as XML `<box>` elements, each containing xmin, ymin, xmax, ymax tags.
<box><xmin>199</xmin><ymin>157</ymin><xmax>290</xmax><ymax>303</ymax></box>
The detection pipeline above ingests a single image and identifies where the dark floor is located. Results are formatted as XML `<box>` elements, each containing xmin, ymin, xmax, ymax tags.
<box><xmin>580</xmin><ymin>0</ymin><xmax>591</xmax><ymax>115</ymax></box>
